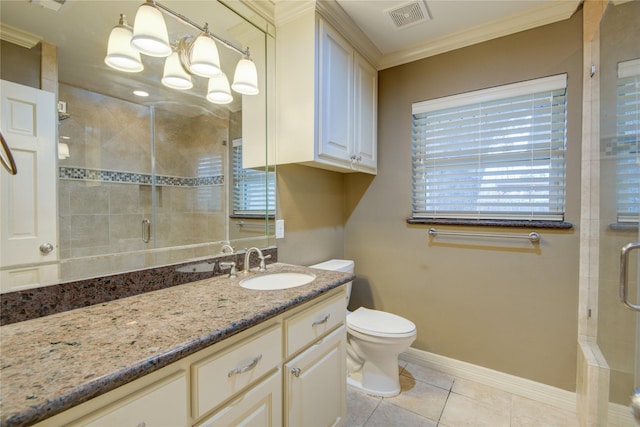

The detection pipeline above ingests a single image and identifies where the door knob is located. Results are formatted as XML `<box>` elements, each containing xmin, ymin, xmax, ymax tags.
<box><xmin>39</xmin><ymin>243</ymin><xmax>54</xmax><ymax>255</ymax></box>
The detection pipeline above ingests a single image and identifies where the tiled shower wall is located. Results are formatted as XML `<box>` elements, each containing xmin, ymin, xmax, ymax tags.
<box><xmin>58</xmin><ymin>84</ymin><xmax>230</xmax><ymax>279</ymax></box>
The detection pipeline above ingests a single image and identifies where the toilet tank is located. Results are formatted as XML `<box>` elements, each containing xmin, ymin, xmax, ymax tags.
<box><xmin>309</xmin><ymin>259</ymin><xmax>354</xmax><ymax>306</ymax></box>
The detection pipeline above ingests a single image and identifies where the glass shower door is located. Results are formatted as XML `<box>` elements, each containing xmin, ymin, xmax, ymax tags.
<box><xmin>598</xmin><ymin>1</ymin><xmax>640</xmax><ymax>425</ymax></box>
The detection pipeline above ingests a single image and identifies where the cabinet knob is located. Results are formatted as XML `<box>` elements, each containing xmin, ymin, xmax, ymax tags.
<box><xmin>291</xmin><ymin>367</ymin><xmax>301</xmax><ymax>377</ymax></box>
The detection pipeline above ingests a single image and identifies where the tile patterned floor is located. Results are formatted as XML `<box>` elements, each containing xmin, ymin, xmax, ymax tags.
<box><xmin>346</xmin><ymin>361</ymin><xmax>580</xmax><ymax>427</ymax></box>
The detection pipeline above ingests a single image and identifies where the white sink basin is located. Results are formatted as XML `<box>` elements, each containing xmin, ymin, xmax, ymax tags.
<box><xmin>240</xmin><ymin>272</ymin><xmax>316</xmax><ymax>290</ymax></box>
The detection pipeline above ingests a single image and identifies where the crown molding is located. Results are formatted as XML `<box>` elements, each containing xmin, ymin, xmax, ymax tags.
<box><xmin>0</xmin><ymin>23</ymin><xmax>42</xmax><ymax>49</ymax></box>
<box><xmin>314</xmin><ymin>0</ymin><xmax>382</xmax><ymax>68</ymax></box>
<box><xmin>241</xmin><ymin>0</ymin><xmax>275</xmax><ymax>23</ymax></box>
<box><xmin>274</xmin><ymin>0</ymin><xmax>382</xmax><ymax>67</ymax></box>
<box><xmin>379</xmin><ymin>0</ymin><xmax>581</xmax><ymax>70</ymax></box>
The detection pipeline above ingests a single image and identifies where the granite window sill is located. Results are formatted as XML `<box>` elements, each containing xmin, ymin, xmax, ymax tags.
<box><xmin>407</xmin><ymin>217</ymin><xmax>574</xmax><ymax>229</ymax></box>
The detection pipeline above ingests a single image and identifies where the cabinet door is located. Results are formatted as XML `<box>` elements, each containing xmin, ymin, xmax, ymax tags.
<box><xmin>317</xmin><ymin>20</ymin><xmax>352</xmax><ymax>165</ymax></box>
<box><xmin>285</xmin><ymin>326</ymin><xmax>346</xmax><ymax>427</ymax></box>
<box><xmin>352</xmin><ymin>53</ymin><xmax>377</xmax><ymax>174</ymax></box>
<box><xmin>197</xmin><ymin>370</ymin><xmax>282</xmax><ymax>427</ymax></box>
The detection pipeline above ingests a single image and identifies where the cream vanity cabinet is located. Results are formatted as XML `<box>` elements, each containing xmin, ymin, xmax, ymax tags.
<box><xmin>32</xmin><ymin>287</ymin><xmax>346</xmax><ymax>427</ymax></box>
<box><xmin>275</xmin><ymin>6</ymin><xmax>377</xmax><ymax>175</ymax></box>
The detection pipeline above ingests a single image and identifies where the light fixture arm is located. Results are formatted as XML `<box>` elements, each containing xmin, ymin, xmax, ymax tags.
<box><xmin>150</xmin><ymin>0</ymin><xmax>250</xmax><ymax>58</ymax></box>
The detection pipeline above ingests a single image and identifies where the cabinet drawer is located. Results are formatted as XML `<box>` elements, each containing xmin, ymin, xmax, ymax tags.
<box><xmin>192</xmin><ymin>325</ymin><xmax>282</xmax><ymax>419</ymax></box>
<box><xmin>196</xmin><ymin>369</ymin><xmax>282</xmax><ymax>427</ymax></box>
<box><xmin>71</xmin><ymin>372</ymin><xmax>187</xmax><ymax>427</ymax></box>
<box><xmin>285</xmin><ymin>292</ymin><xmax>346</xmax><ymax>357</ymax></box>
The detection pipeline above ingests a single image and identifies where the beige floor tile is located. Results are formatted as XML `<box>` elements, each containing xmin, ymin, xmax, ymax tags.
<box><xmin>439</xmin><ymin>393</ymin><xmax>510</xmax><ymax>427</ymax></box>
<box><xmin>511</xmin><ymin>395</ymin><xmax>579</xmax><ymax>427</ymax></box>
<box><xmin>364</xmin><ymin>400</ymin><xmax>437</xmax><ymax>427</ymax></box>
<box><xmin>346</xmin><ymin>387</ymin><xmax>382</xmax><ymax>427</ymax></box>
<box><xmin>400</xmin><ymin>362</ymin><xmax>455</xmax><ymax>391</ymax></box>
<box><xmin>385</xmin><ymin>374</ymin><xmax>449</xmax><ymax>421</ymax></box>
<box><xmin>450</xmin><ymin>377</ymin><xmax>512</xmax><ymax>413</ymax></box>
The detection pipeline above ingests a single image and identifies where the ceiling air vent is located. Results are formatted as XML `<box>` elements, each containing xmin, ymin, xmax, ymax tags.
<box><xmin>385</xmin><ymin>1</ymin><xmax>432</xmax><ymax>31</ymax></box>
<box><xmin>30</xmin><ymin>0</ymin><xmax>66</xmax><ymax>12</ymax></box>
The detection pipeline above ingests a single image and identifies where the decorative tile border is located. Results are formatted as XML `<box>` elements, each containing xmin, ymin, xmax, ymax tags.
<box><xmin>59</xmin><ymin>167</ymin><xmax>224</xmax><ymax>186</ymax></box>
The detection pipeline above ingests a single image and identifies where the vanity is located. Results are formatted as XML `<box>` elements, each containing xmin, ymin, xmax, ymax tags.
<box><xmin>0</xmin><ymin>263</ymin><xmax>353</xmax><ymax>427</ymax></box>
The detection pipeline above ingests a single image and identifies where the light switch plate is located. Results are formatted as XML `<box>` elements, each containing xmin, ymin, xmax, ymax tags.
<box><xmin>275</xmin><ymin>220</ymin><xmax>285</xmax><ymax>239</ymax></box>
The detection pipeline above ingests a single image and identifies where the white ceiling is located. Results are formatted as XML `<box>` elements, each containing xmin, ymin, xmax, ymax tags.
<box><xmin>333</xmin><ymin>0</ymin><xmax>582</xmax><ymax>69</ymax></box>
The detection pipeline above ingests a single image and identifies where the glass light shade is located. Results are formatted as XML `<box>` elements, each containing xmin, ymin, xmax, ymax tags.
<box><xmin>105</xmin><ymin>24</ymin><xmax>143</xmax><ymax>72</ymax></box>
<box><xmin>131</xmin><ymin>2</ymin><xmax>171</xmax><ymax>57</ymax></box>
<box><xmin>231</xmin><ymin>57</ymin><xmax>259</xmax><ymax>95</ymax></box>
<box><xmin>206</xmin><ymin>73</ymin><xmax>233</xmax><ymax>104</ymax></box>
<box><xmin>189</xmin><ymin>34</ymin><xmax>221</xmax><ymax>78</ymax></box>
<box><xmin>161</xmin><ymin>52</ymin><xmax>193</xmax><ymax>90</ymax></box>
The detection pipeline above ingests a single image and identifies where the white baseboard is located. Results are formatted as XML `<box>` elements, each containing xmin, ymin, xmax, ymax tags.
<box><xmin>400</xmin><ymin>347</ymin><xmax>577</xmax><ymax>414</ymax></box>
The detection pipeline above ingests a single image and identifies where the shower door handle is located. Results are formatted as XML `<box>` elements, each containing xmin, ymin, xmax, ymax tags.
<box><xmin>619</xmin><ymin>242</ymin><xmax>640</xmax><ymax>312</ymax></box>
<box><xmin>142</xmin><ymin>219</ymin><xmax>151</xmax><ymax>243</ymax></box>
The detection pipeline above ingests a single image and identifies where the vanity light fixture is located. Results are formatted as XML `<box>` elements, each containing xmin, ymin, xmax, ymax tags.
<box><xmin>104</xmin><ymin>14</ymin><xmax>144</xmax><ymax>72</ymax></box>
<box><xmin>104</xmin><ymin>0</ymin><xmax>259</xmax><ymax>104</ymax></box>
<box><xmin>206</xmin><ymin>73</ymin><xmax>233</xmax><ymax>104</ymax></box>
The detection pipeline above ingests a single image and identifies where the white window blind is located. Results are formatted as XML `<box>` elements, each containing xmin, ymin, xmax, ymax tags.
<box><xmin>616</xmin><ymin>58</ymin><xmax>640</xmax><ymax>223</ymax></box>
<box><xmin>411</xmin><ymin>74</ymin><xmax>568</xmax><ymax>221</ymax></box>
<box><xmin>232</xmin><ymin>139</ymin><xmax>275</xmax><ymax>216</ymax></box>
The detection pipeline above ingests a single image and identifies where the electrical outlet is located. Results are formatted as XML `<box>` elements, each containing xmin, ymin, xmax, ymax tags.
<box><xmin>275</xmin><ymin>220</ymin><xmax>285</xmax><ymax>239</ymax></box>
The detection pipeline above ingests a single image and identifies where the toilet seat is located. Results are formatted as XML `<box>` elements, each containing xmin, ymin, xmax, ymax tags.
<box><xmin>347</xmin><ymin>307</ymin><xmax>416</xmax><ymax>338</ymax></box>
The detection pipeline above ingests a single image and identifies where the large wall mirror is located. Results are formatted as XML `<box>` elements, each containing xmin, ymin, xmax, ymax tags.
<box><xmin>0</xmin><ymin>0</ymin><xmax>275</xmax><ymax>291</ymax></box>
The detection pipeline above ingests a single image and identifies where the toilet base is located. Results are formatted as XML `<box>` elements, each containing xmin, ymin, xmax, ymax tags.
<box><xmin>347</xmin><ymin>375</ymin><xmax>400</xmax><ymax>397</ymax></box>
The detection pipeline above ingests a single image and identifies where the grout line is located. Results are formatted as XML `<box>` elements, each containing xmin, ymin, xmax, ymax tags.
<box><xmin>436</xmin><ymin>378</ymin><xmax>455</xmax><ymax>426</ymax></box>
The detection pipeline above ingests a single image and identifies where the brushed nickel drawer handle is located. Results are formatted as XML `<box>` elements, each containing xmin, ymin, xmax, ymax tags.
<box><xmin>312</xmin><ymin>313</ymin><xmax>330</xmax><ymax>327</ymax></box>
<box><xmin>228</xmin><ymin>354</ymin><xmax>262</xmax><ymax>377</ymax></box>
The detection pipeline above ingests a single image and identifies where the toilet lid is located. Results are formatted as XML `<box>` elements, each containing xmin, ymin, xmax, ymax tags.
<box><xmin>347</xmin><ymin>307</ymin><xmax>416</xmax><ymax>336</ymax></box>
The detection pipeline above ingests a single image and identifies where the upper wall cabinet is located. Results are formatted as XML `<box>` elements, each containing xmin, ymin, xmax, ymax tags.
<box><xmin>275</xmin><ymin>7</ymin><xmax>377</xmax><ymax>174</ymax></box>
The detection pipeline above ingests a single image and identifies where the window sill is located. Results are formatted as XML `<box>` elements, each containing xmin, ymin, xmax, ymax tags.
<box><xmin>609</xmin><ymin>222</ymin><xmax>639</xmax><ymax>232</ymax></box>
<box><xmin>230</xmin><ymin>214</ymin><xmax>275</xmax><ymax>220</ymax></box>
<box><xmin>406</xmin><ymin>218</ymin><xmax>574</xmax><ymax>229</ymax></box>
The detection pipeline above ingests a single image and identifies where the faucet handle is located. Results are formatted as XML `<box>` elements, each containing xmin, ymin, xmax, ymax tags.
<box><xmin>258</xmin><ymin>254</ymin><xmax>272</xmax><ymax>272</ymax></box>
<box><xmin>219</xmin><ymin>261</ymin><xmax>237</xmax><ymax>278</ymax></box>
<box><xmin>220</xmin><ymin>244</ymin><xmax>234</xmax><ymax>254</ymax></box>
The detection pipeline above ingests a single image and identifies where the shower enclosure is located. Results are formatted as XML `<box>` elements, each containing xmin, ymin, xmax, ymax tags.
<box><xmin>57</xmin><ymin>83</ymin><xmax>242</xmax><ymax>280</ymax></box>
<box><xmin>581</xmin><ymin>1</ymin><xmax>640</xmax><ymax>426</ymax></box>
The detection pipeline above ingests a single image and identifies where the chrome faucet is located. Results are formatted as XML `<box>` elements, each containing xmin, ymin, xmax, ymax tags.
<box><xmin>244</xmin><ymin>247</ymin><xmax>271</xmax><ymax>273</ymax></box>
<box><xmin>220</xmin><ymin>243</ymin><xmax>234</xmax><ymax>254</ymax></box>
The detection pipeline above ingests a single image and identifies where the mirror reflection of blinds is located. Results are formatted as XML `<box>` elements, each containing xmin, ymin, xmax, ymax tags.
<box><xmin>411</xmin><ymin>74</ymin><xmax>567</xmax><ymax>221</ymax></box>
<box><xmin>616</xmin><ymin>59</ymin><xmax>640</xmax><ymax>223</ymax></box>
<box><xmin>232</xmin><ymin>139</ymin><xmax>275</xmax><ymax>215</ymax></box>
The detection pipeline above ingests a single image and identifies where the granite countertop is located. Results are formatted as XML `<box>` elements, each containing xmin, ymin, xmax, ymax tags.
<box><xmin>0</xmin><ymin>263</ymin><xmax>353</xmax><ymax>427</ymax></box>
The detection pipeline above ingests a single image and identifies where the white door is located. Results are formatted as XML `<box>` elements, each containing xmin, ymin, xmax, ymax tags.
<box><xmin>0</xmin><ymin>80</ymin><xmax>58</xmax><ymax>292</ymax></box>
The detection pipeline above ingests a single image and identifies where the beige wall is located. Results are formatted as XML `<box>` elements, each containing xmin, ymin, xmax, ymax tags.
<box><xmin>276</xmin><ymin>164</ymin><xmax>346</xmax><ymax>266</ymax></box>
<box><xmin>278</xmin><ymin>10</ymin><xmax>584</xmax><ymax>391</ymax></box>
<box><xmin>345</xmin><ymin>11</ymin><xmax>584</xmax><ymax>391</ymax></box>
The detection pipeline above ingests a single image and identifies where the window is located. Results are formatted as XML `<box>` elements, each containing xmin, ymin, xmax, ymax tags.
<box><xmin>616</xmin><ymin>59</ymin><xmax>640</xmax><ymax>223</ymax></box>
<box><xmin>411</xmin><ymin>74</ymin><xmax>568</xmax><ymax>222</ymax></box>
<box><xmin>232</xmin><ymin>139</ymin><xmax>275</xmax><ymax>216</ymax></box>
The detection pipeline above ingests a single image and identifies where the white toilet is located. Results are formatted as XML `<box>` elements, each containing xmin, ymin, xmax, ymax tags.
<box><xmin>310</xmin><ymin>259</ymin><xmax>417</xmax><ymax>397</ymax></box>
